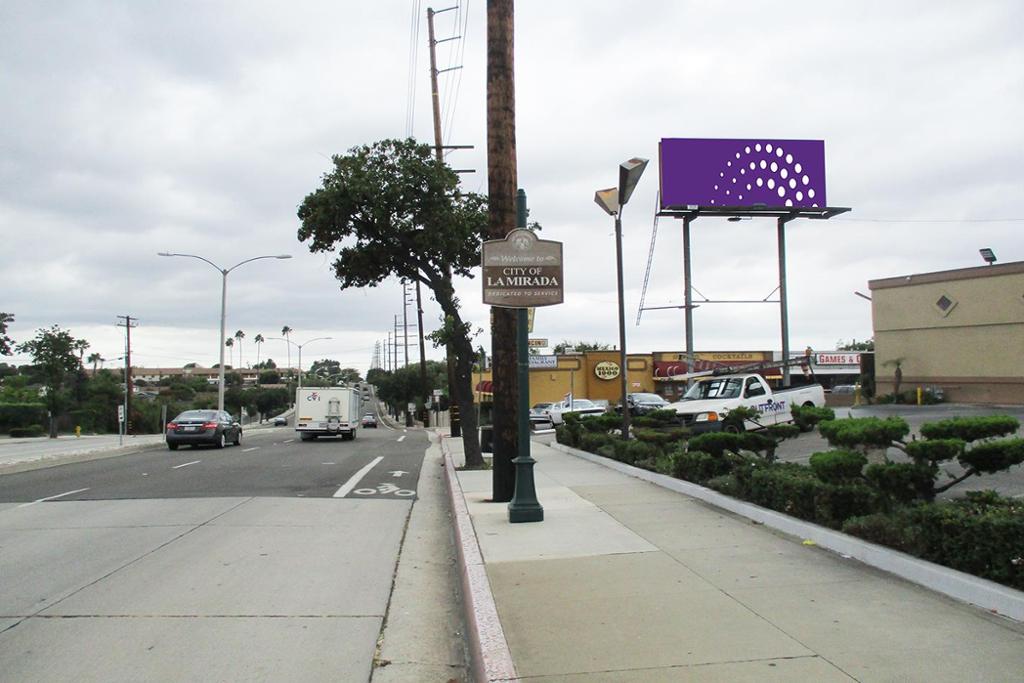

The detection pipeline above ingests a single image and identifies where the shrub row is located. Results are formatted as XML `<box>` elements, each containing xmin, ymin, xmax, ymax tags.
<box><xmin>0</xmin><ymin>403</ymin><xmax>47</xmax><ymax>430</ymax></box>
<box><xmin>9</xmin><ymin>424</ymin><xmax>46</xmax><ymax>438</ymax></box>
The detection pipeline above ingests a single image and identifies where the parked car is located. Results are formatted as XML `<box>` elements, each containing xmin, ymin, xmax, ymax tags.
<box><xmin>166</xmin><ymin>410</ymin><xmax>241</xmax><ymax>450</ymax></box>
<box><xmin>616</xmin><ymin>392</ymin><xmax>670</xmax><ymax>415</ymax></box>
<box><xmin>529</xmin><ymin>402</ymin><xmax>555</xmax><ymax>427</ymax></box>
<box><xmin>829</xmin><ymin>384</ymin><xmax>857</xmax><ymax>395</ymax></box>
<box><xmin>271</xmin><ymin>416</ymin><xmax>288</xmax><ymax>426</ymax></box>
<box><xmin>547</xmin><ymin>398</ymin><xmax>607</xmax><ymax>426</ymax></box>
<box><xmin>361</xmin><ymin>414</ymin><xmax>378</xmax><ymax>428</ymax></box>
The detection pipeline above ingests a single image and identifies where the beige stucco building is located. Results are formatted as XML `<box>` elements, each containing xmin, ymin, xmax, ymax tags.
<box><xmin>868</xmin><ymin>260</ymin><xmax>1024</xmax><ymax>404</ymax></box>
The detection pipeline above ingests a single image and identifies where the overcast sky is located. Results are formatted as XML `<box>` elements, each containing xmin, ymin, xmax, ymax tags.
<box><xmin>2</xmin><ymin>1</ymin><xmax>1021</xmax><ymax>376</ymax></box>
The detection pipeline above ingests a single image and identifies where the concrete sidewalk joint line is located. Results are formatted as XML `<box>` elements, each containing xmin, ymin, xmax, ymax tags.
<box><xmin>551</xmin><ymin>441</ymin><xmax>1024</xmax><ymax>623</ymax></box>
<box><xmin>438</xmin><ymin>432</ymin><xmax>519</xmax><ymax>683</ymax></box>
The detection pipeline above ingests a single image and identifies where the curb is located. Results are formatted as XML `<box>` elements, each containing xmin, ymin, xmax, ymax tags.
<box><xmin>437</xmin><ymin>433</ymin><xmax>519</xmax><ymax>683</ymax></box>
<box><xmin>550</xmin><ymin>441</ymin><xmax>1024</xmax><ymax>623</ymax></box>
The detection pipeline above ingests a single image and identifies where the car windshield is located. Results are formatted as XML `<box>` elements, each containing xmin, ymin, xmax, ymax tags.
<box><xmin>682</xmin><ymin>378</ymin><xmax>743</xmax><ymax>400</ymax></box>
<box><xmin>632</xmin><ymin>393</ymin><xmax>665</xmax><ymax>403</ymax></box>
<box><xmin>174</xmin><ymin>410</ymin><xmax>218</xmax><ymax>421</ymax></box>
<box><xmin>570</xmin><ymin>399</ymin><xmax>596</xmax><ymax>409</ymax></box>
<box><xmin>363</xmin><ymin>415</ymin><xmax>375</xmax><ymax>419</ymax></box>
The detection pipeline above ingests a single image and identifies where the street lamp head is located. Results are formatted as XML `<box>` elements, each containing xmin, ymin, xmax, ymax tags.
<box><xmin>618</xmin><ymin>157</ymin><xmax>649</xmax><ymax>206</ymax></box>
<box><xmin>979</xmin><ymin>248</ymin><xmax>997</xmax><ymax>265</ymax></box>
<box><xmin>594</xmin><ymin>188</ymin><xmax>619</xmax><ymax>216</ymax></box>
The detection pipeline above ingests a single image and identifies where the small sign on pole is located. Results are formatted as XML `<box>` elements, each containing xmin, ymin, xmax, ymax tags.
<box><xmin>528</xmin><ymin>338</ymin><xmax>548</xmax><ymax>348</ymax></box>
<box><xmin>482</xmin><ymin>229</ymin><xmax>564</xmax><ymax>308</ymax></box>
<box><xmin>117</xmin><ymin>405</ymin><xmax>125</xmax><ymax>424</ymax></box>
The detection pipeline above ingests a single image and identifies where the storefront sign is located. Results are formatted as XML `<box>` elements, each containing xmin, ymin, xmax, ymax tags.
<box><xmin>482</xmin><ymin>229</ymin><xmax>564</xmax><ymax>308</ymax></box>
<box><xmin>695</xmin><ymin>351</ymin><xmax>767</xmax><ymax>362</ymax></box>
<box><xmin>528</xmin><ymin>338</ymin><xmax>548</xmax><ymax>348</ymax></box>
<box><xmin>594</xmin><ymin>361</ymin><xmax>620</xmax><ymax>380</ymax></box>
<box><xmin>816</xmin><ymin>353</ymin><xmax>860</xmax><ymax>366</ymax></box>
<box><xmin>660</xmin><ymin>138</ymin><xmax>828</xmax><ymax>210</ymax></box>
<box><xmin>529</xmin><ymin>355</ymin><xmax>557</xmax><ymax>369</ymax></box>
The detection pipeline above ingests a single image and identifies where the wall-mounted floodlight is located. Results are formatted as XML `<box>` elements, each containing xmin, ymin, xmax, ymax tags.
<box><xmin>594</xmin><ymin>188</ymin><xmax>618</xmax><ymax>216</ymax></box>
<box><xmin>618</xmin><ymin>158</ymin><xmax>649</xmax><ymax>205</ymax></box>
<box><xmin>980</xmin><ymin>248</ymin><xmax>997</xmax><ymax>265</ymax></box>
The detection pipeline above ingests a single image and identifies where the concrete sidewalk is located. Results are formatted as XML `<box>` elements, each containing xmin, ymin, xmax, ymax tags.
<box><xmin>442</xmin><ymin>434</ymin><xmax>1024</xmax><ymax>682</ymax></box>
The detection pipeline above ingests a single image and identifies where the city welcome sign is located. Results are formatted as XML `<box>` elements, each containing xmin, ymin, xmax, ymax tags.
<box><xmin>482</xmin><ymin>229</ymin><xmax>564</xmax><ymax>308</ymax></box>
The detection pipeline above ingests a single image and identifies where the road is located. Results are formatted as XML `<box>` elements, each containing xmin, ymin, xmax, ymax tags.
<box><xmin>0</xmin><ymin>415</ymin><xmax>447</xmax><ymax>681</ymax></box>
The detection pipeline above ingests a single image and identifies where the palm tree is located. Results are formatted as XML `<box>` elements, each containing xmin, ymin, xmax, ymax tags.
<box><xmin>73</xmin><ymin>339</ymin><xmax>90</xmax><ymax>368</ymax></box>
<box><xmin>234</xmin><ymin>330</ymin><xmax>245</xmax><ymax>368</ymax></box>
<box><xmin>87</xmin><ymin>352</ymin><xmax>103</xmax><ymax>375</ymax></box>
<box><xmin>281</xmin><ymin>325</ymin><xmax>293</xmax><ymax>377</ymax></box>
<box><xmin>225</xmin><ymin>337</ymin><xmax>234</xmax><ymax>369</ymax></box>
<box><xmin>254</xmin><ymin>334</ymin><xmax>265</xmax><ymax>379</ymax></box>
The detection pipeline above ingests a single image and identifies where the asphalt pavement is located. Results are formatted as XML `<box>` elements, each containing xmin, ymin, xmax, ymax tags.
<box><xmin>0</xmin><ymin>419</ymin><xmax>470</xmax><ymax>681</ymax></box>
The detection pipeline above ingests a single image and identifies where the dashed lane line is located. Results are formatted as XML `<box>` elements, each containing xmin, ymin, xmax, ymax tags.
<box><xmin>242</xmin><ymin>447</ymin><xmax>260</xmax><ymax>452</ymax></box>
<box><xmin>172</xmin><ymin>460</ymin><xmax>202</xmax><ymax>469</ymax></box>
<box><xmin>397</xmin><ymin>435</ymin><xmax>406</xmax><ymax>443</ymax></box>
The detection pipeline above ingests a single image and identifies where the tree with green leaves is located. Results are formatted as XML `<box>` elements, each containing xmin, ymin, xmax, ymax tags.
<box><xmin>836</xmin><ymin>338</ymin><xmax>874</xmax><ymax>351</ymax></box>
<box><xmin>0</xmin><ymin>313</ymin><xmax>15</xmax><ymax>356</ymax></box>
<box><xmin>225</xmin><ymin>337</ymin><xmax>234</xmax><ymax>368</ymax></box>
<box><xmin>297</xmin><ymin>138</ymin><xmax>489</xmax><ymax>467</ymax></box>
<box><xmin>281</xmin><ymin>326</ymin><xmax>293</xmax><ymax>377</ymax></box>
<box><xmin>553</xmin><ymin>340</ymin><xmax>613</xmax><ymax>354</ymax></box>
<box><xmin>87</xmin><ymin>352</ymin><xmax>103</xmax><ymax>374</ymax></box>
<box><xmin>234</xmin><ymin>330</ymin><xmax>245</xmax><ymax>368</ymax></box>
<box><xmin>16</xmin><ymin>326</ymin><xmax>83</xmax><ymax>437</ymax></box>
<box><xmin>253</xmin><ymin>334</ymin><xmax>265</xmax><ymax>375</ymax></box>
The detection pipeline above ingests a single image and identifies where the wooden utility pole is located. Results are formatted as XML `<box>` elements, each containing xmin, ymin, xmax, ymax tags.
<box><xmin>116</xmin><ymin>315</ymin><xmax>137</xmax><ymax>434</ymax></box>
<box><xmin>486</xmin><ymin>0</ymin><xmax>519</xmax><ymax>501</ymax></box>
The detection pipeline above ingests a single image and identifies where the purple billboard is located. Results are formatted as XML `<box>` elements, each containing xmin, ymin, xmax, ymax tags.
<box><xmin>659</xmin><ymin>138</ymin><xmax>827</xmax><ymax>210</ymax></box>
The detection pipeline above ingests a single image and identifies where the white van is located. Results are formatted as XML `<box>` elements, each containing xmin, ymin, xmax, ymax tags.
<box><xmin>295</xmin><ymin>387</ymin><xmax>361</xmax><ymax>441</ymax></box>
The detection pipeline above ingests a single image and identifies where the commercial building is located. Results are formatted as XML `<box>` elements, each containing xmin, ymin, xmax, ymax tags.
<box><xmin>869</xmin><ymin>260</ymin><xmax>1024</xmax><ymax>404</ymax></box>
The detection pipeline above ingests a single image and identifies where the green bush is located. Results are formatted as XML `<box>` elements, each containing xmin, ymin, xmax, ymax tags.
<box><xmin>818</xmin><ymin>416</ymin><xmax>910</xmax><ymax>450</ymax></box>
<box><xmin>864</xmin><ymin>462</ymin><xmax>937</xmax><ymax>505</ymax></box>
<box><xmin>623</xmin><ymin>440</ymin><xmax>660</xmax><ymax>467</ymax></box>
<box><xmin>0</xmin><ymin>402</ymin><xmax>47</xmax><ymax>430</ymax></box>
<box><xmin>555</xmin><ymin>423</ymin><xmax>580</xmax><ymax>448</ymax></box>
<box><xmin>579</xmin><ymin>414</ymin><xmax>621</xmax><ymax>433</ymax></box>
<box><xmin>632</xmin><ymin>427</ymin><xmax>688</xmax><ymax>448</ymax></box>
<box><xmin>687</xmin><ymin>432</ymin><xmax>746</xmax><ymax>457</ymax></box>
<box><xmin>958</xmin><ymin>438</ymin><xmax>1024</xmax><ymax>474</ymax></box>
<box><xmin>919</xmin><ymin>415</ymin><xmax>1020</xmax><ymax>442</ymax></box>
<box><xmin>809</xmin><ymin>450</ymin><xmax>867</xmax><ymax>483</ymax></box>
<box><xmin>671</xmin><ymin>449</ymin><xmax>732</xmax><ymax>484</ymax></box>
<box><xmin>748</xmin><ymin>463</ymin><xmax>877</xmax><ymax>528</ymax></box>
<box><xmin>905</xmin><ymin>438</ymin><xmax>965</xmax><ymax>464</ymax></box>
<box><xmin>579</xmin><ymin>431</ymin><xmax>616</xmax><ymax>454</ymax></box>
<box><xmin>9</xmin><ymin>424</ymin><xmax>46</xmax><ymax>438</ymax></box>
<box><xmin>706</xmin><ymin>473</ymin><xmax>743</xmax><ymax>497</ymax></box>
<box><xmin>765</xmin><ymin>423</ymin><xmax>801</xmax><ymax>442</ymax></box>
<box><xmin>791</xmin><ymin>405</ymin><xmax>835</xmax><ymax>432</ymax></box>
<box><xmin>844</xmin><ymin>492</ymin><xmax>1024</xmax><ymax>590</ymax></box>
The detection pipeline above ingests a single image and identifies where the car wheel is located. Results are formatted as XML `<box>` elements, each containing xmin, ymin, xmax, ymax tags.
<box><xmin>216</xmin><ymin>432</ymin><xmax>226</xmax><ymax>449</ymax></box>
<box><xmin>233</xmin><ymin>429</ymin><xmax>242</xmax><ymax>446</ymax></box>
<box><xmin>723</xmin><ymin>424</ymin><xmax>741</xmax><ymax>434</ymax></box>
<box><xmin>167</xmin><ymin>442</ymin><xmax>178</xmax><ymax>451</ymax></box>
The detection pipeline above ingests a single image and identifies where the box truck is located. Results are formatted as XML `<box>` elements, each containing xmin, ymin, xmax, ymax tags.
<box><xmin>295</xmin><ymin>387</ymin><xmax>361</xmax><ymax>441</ymax></box>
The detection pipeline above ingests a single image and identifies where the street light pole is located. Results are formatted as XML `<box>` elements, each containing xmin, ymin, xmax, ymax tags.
<box><xmin>158</xmin><ymin>252</ymin><xmax>291</xmax><ymax>412</ymax></box>
<box><xmin>268</xmin><ymin>336</ymin><xmax>332</xmax><ymax>392</ymax></box>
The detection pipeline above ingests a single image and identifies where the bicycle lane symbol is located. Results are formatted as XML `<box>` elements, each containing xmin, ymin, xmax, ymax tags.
<box><xmin>354</xmin><ymin>482</ymin><xmax>416</xmax><ymax>497</ymax></box>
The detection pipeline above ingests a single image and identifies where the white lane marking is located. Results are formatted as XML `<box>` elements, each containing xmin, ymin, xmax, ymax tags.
<box><xmin>354</xmin><ymin>482</ymin><xmax>416</xmax><ymax>497</ymax></box>
<box><xmin>172</xmin><ymin>460</ymin><xmax>202</xmax><ymax>469</ymax></box>
<box><xmin>397</xmin><ymin>435</ymin><xmax>406</xmax><ymax>443</ymax></box>
<box><xmin>333</xmin><ymin>456</ymin><xmax>384</xmax><ymax>498</ymax></box>
<box><xmin>18</xmin><ymin>488</ymin><xmax>90</xmax><ymax>508</ymax></box>
<box><xmin>283</xmin><ymin>439</ymin><xmax>295</xmax><ymax>443</ymax></box>
<box><xmin>242</xmin><ymin>447</ymin><xmax>260</xmax><ymax>452</ymax></box>
<box><xmin>322</xmin><ymin>462</ymin><xmax>337</xmax><ymax>465</ymax></box>
<box><xmin>389</xmin><ymin>470</ymin><xmax>408</xmax><ymax>477</ymax></box>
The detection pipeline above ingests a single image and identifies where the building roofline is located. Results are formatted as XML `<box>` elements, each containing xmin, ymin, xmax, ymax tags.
<box><xmin>869</xmin><ymin>260</ymin><xmax>1024</xmax><ymax>291</ymax></box>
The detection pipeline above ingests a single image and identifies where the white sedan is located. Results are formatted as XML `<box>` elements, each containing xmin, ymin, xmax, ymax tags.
<box><xmin>547</xmin><ymin>398</ymin><xmax>607</xmax><ymax>426</ymax></box>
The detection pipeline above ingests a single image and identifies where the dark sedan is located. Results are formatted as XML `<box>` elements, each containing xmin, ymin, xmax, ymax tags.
<box><xmin>617</xmin><ymin>392</ymin><xmax>670</xmax><ymax>416</ymax></box>
<box><xmin>166</xmin><ymin>410</ymin><xmax>241</xmax><ymax>450</ymax></box>
<box><xmin>361</xmin><ymin>414</ymin><xmax>378</xmax><ymax>428</ymax></box>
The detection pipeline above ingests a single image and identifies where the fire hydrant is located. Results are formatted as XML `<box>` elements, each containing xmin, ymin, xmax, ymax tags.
<box><xmin>75</xmin><ymin>425</ymin><xmax>82</xmax><ymax>438</ymax></box>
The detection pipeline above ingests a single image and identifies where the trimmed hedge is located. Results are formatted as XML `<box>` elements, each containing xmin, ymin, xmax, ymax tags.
<box><xmin>919</xmin><ymin>415</ymin><xmax>1020</xmax><ymax>442</ymax></box>
<box><xmin>0</xmin><ymin>403</ymin><xmax>47</xmax><ymax>430</ymax></box>
<box><xmin>809</xmin><ymin>449</ymin><xmax>867</xmax><ymax>483</ymax></box>
<box><xmin>844</xmin><ymin>491</ymin><xmax>1024</xmax><ymax>590</ymax></box>
<box><xmin>818</xmin><ymin>416</ymin><xmax>910</xmax><ymax>450</ymax></box>
<box><xmin>9</xmin><ymin>424</ymin><xmax>46</xmax><ymax>438</ymax></box>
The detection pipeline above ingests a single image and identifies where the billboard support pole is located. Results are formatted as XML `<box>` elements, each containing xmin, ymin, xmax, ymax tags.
<box><xmin>683</xmin><ymin>216</ymin><xmax>695</xmax><ymax>385</ymax></box>
<box><xmin>778</xmin><ymin>216</ymin><xmax>793</xmax><ymax>387</ymax></box>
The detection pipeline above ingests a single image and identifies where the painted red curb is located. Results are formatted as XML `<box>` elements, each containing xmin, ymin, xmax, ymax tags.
<box><xmin>438</xmin><ymin>433</ymin><xmax>519</xmax><ymax>683</ymax></box>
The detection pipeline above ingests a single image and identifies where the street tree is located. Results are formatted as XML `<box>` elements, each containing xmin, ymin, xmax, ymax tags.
<box><xmin>16</xmin><ymin>325</ymin><xmax>83</xmax><ymax>437</ymax></box>
<box><xmin>281</xmin><ymin>326</ymin><xmax>293</xmax><ymax>376</ymax></box>
<box><xmin>225</xmin><ymin>337</ymin><xmax>234</xmax><ymax>368</ymax></box>
<box><xmin>234</xmin><ymin>330</ymin><xmax>245</xmax><ymax>368</ymax></box>
<box><xmin>553</xmin><ymin>341</ymin><xmax>613</xmax><ymax>354</ymax></box>
<box><xmin>0</xmin><ymin>312</ymin><xmax>14</xmax><ymax>356</ymax></box>
<box><xmin>297</xmin><ymin>138</ymin><xmax>489</xmax><ymax>467</ymax></box>
<box><xmin>253</xmin><ymin>334</ymin><xmax>265</xmax><ymax>373</ymax></box>
<box><xmin>310</xmin><ymin>358</ymin><xmax>341</xmax><ymax>379</ymax></box>
<box><xmin>87</xmin><ymin>352</ymin><xmax>103</xmax><ymax>374</ymax></box>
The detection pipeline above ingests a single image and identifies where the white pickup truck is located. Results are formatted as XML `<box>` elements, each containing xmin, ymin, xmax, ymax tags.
<box><xmin>667</xmin><ymin>374</ymin><xmax>825</xmax><ymax>433</ymax></box>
